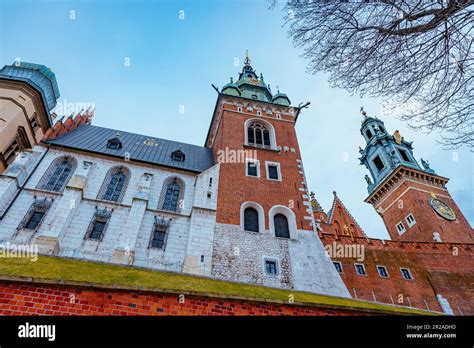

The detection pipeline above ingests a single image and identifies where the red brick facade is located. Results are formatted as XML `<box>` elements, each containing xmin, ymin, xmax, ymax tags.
<box><xmin>208</xmin><ymin>100</ymin><xmax>312</xmax><ymax>231</ymax></box>
<box><xmin>365</xmin><ymin>166</ymin><xmax>473</xmax><ymax>243</ymax></box>
<box><xmin>319</xmin><ymin>232</ymin><xmax>474</xmax><ymax>315</ymax></box>
<box><xmin>0</xmin><ymin>281</ymin><xmax>386</xmax><ymax>316</ymax></box>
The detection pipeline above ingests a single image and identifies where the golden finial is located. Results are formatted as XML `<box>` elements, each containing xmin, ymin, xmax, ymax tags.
<box><xmin>393</xmin><ymin>130</ymin><xmax>403</xmax><ymax>144</ymax></box>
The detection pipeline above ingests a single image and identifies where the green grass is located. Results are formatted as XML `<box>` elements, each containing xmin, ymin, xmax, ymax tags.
<box><xmin>0</xmin><ymin>255</ymin><xmax>434</xmax><ymax>315</ymax></box>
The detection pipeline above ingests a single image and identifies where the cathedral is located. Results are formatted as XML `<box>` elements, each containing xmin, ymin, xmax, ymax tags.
<box><xmin>0</xmin><ymin>57</ymin><xmax>472</xmax><ymax>315</ymax></box>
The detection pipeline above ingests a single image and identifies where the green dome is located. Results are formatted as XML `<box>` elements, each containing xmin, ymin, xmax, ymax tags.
<box><xmin>272</xmin><ymin>92</ymin><xmax>291</xmax><ymax>106</ymax></box>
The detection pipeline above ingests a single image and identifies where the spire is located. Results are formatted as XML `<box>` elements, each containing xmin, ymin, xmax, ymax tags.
<box><xmin>358</xmin><ymin>111</ymin><xmax>423</xmax><ymax>192</ymax></box>
<box><xmin>310</xmin><ymin>191</ymin><xmax>324</xmax><ymax>212</ymax></box>
<box><xmin>244</xmin><ymin>50</ymin><xmax>251</xmax><ymax>67</ymax></box>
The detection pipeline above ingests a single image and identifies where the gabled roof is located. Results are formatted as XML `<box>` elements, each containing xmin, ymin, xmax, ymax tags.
<box><xmin>43</xmin><ymin>124</ymin><xmax>214</xmax><ymax>173</ymax></box>
<box><xmin>327</xmin><ymin>191</ymin><xmax>367</xmax><ymax>238</ymax></box>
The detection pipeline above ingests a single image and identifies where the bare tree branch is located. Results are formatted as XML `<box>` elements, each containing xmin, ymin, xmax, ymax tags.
<box><xmin>273</xmin><ymin>0</ymin><xmax>474</xmax><ymax>149</ymax></box>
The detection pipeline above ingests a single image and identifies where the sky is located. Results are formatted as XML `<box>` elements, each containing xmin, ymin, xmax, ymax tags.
<box><xmin>1</xmin><ymin>0</ymin><xmax>472</xmax><ymax>239</ymax></box>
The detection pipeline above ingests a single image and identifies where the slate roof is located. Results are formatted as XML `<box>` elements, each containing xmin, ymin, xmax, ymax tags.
<box><xmin>43</xmin><ymin>125</ymin><xmax>215</xmax><ymax>173</ymax></box>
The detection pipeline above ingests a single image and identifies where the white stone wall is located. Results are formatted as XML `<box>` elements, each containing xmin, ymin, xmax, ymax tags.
<box><xmin>211</xmin><ymin>222</ymin><xmax>350</xmax><ymax>298</ymax></box>
<box><xmin>211</xmin><ymin>223</ymin><xmax>293</xmax><ymax>289</ymax></box>
<box><xmin>0</xmin><ymin>146</ymin><xmax>219</xmax><ymax>274</ymax></box>
<box><xmin>288</xmin><ymin>230</ymin><xmax>350</xmax><ymax>298</ymax></box>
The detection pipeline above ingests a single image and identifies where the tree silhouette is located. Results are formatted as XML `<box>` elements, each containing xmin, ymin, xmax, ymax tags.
<box><xmin>275</xmin><ymin>0</ymin><xmax>474</xmax><ymax>148</ymax></box>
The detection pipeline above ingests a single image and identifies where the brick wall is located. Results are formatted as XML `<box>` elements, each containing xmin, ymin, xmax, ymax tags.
<box><xmin>0</xmin><ymin>281</ymin><xmax>379</xmax><ymax>316</ymax></box>
<box><xmin>319</xmin><ymin>233</ymin><xmax>474</xmax><ymax>315</ymax></box>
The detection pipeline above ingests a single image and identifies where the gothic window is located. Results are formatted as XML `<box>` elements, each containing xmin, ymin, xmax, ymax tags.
<box><xmin>85</xmin><ymin>208</ymin><xmax>111</xmax><ymax>241</ymax></box>
<box><xmin>400</xmin><ymin>268</ymin><xmax>413</xmax><ymax>280</ymax></box>
<box><xmin>333</xmin><ymin>261</ymin><xmax>343</xmax><ymax>273</ymax></box>
<box><xmin>244</xmin><ymin>207</ymin><xmax>259</xmax><ymax>232</ymax></box>
<box><xmin>159</xmin><ymin>177</ymin><xmax>185</xmax><ymax>213</ymax></box>
<box><xmin>372</xmin><ymin>155</ymin><xmax>385</xmax><ymax>172</ymax></box>
<box><xmin>274</xmin><ymin>213</ymin><xmax>290</xmax><ymax>238</ymax></box>
<box><xmin>17</xmin><ymin>198</ymin><xmax>53</xmax><ymax>231</ymax></box>
<box><xmin>247</xmin><ymin>122</ymin><xmax>272</xmax><ymax>148</ymax></box>
<box><xmin>37</xmin><ymin>156</ymin><xmax>77</xmax><ymax>192</ymax></box>
<box><xmin>355</xmin><ymin>263</ymin><xmax>367</xmax><ymax>276</ymax></box>
<box><xmin>397</xmin><ymin>148</ymin><xmax>411</xmax><ymax>162</ymax></box>
<box><xmin>98</xmin><ymin>166</ymin><xmax>130</xmax><ymax>202</ymax></box>
<box><xmin>377</xmin><ymin>265</ymin><xmax>389</xmax><ymax>278</ymax></box>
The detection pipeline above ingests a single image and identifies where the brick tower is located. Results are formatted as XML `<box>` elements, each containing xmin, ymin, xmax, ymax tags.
<box><xmin>359</xmin><ymin>110</ymin><xmax>473</xmax><ymax>243</ymax></box>
<box><xmin>206</xmin><ymin>54</ymin><xmax>312</xmax><ymax>235</ymax></box>
<box><xmin>204</xmin><ymin>54</ymin><xmax>349</xmax><ymax>297</ymax></box>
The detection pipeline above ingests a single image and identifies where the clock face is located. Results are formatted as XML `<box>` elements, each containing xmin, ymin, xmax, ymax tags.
<box><xmin>429</xmin><ymin>198</ymin><xmax>456</xmax><ymax>221</ymax></box>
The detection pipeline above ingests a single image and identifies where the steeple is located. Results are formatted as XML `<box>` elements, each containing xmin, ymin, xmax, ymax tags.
<box><xmin>221</xmin><ymin>51</ymin><xmax>291</xmax><ymax>106</ymax></box>
<box><xmin>358</xmin><ymin>110</ymin><xmax>426</xmax><ymax>193</ymax></box>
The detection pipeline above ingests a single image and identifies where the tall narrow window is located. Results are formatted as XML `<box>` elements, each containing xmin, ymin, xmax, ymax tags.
<box><xmin>365</xmin><ymin>129</ymin><xmax>373</xmax><ymax>140</ymax></box>
<box><xmin>149</xmin><ymin>216</ymin><xmax>171</xmax><ymax>249</ymax></box>
<box><xmin>85</xmin><ymin>208</ymin><xmax>111</xmax><ymax>241</ymax></box>
<box><xmin>159</xmin><ymin>177</ymin><xmax>184</xmax><ymax>213</ymax></box>
<box><xmin>372</xmin><ymin>155</ymin><xmax>385</xmax><ymax>172</ymax></box>
<box><xmin>25</xmin><ymin>211</ymin><xmax>45</xmax><ymax>230</ymax></box>
<box><xmin>38</xmin><ymin>157</ymin><xmax>76</xmax><ymax>192</ymax></box>
<box><xmin>17</xmin><ymin>198</ymin><xmax>53</xmax><ymax>232</ymax></box>
<box><xmin>98</xmin><ymin>166</ymin><xmax>130</xmax><ymax>202</ymax></box>
<box><xmin>244</xmin><ymin>207</ymin><xmax>259</xmax><ymax>232</ymax></box>
<box><xmin>274</xmin><ymin>213</ymin><xmax>290</xmax><ymax>238</ymax></box>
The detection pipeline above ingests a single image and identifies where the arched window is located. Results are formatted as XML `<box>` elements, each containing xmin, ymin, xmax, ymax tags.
<box><xmin>159</xmin><ymin>177</ymin><xmax>185</xmax><ymax>213</ymax></box>
<box><xmin>37</xmin><ymin>156</ymin><xmax>77</xmax><ymax>192</ymax></box>
<box><xmin>274</xmin><ymin>213</ymin><xmax>290</xmax><ymax>238</ymax></box>
<box><xmin>98</xmin><ymin>166</ymin><xmax>130</xmax><ymax>202</ymax></box>
<box><xmin>244</xmin><ymin>207</ymin><xmax>259</xmax><ymax>232</ymax></box>
<box><xmin>247</xmin><ymin>122</ymin><xmax>271</xmax><ymax>148</ymax></box>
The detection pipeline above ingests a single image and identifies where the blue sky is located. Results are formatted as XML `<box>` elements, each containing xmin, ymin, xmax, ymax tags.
<box><xmin>1</xmin><ymin>0</ymin><xmax>472</xmax><ymax>239</ymax></box>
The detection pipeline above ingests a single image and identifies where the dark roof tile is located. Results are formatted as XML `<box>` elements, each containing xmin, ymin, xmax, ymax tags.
<box><xmin>43</xmin><ymin>125</ymin><xmax>215</xmax><ymax>173</ymax></box>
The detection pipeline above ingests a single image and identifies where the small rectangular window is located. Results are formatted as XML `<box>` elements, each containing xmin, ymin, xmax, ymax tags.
<box><xmin>400</xmin><ymin>268</ymin><xmax>413</xmax><ymax>280</ymax></box>
<box><xmin>377</xmin><ymin>265</ymin><xmax>389</xmax><ymax>278</ymax></box>
<box><xmin>355</xmin><ymin>263</ymin><xmax>367</xmax><ymax>276</ymax></box>
<box><xmin>151</xmin><ymin>227</ymin><xmax>166</xmax><ymax>249</ymax></box>
<box><xmin>247</xmin><ymin>161</ymin><xmax>258</xmax><ymax>177</ymax></box>
<box><xmin>333</xmin><ymin>261</ymin><xmax>343</xmax><ymax>273</ymax></box>
<box><xmin>396</xmin><ymin>222</ymin><xmax>406</xmax><ymax>235</ymax></box>
<box><xmin>266</xmin><ymin>162</ymin><xmax>281</xmax><ymax>181</ymax></box>
<box><xmin>373</xmin><ymin>155</ymin><xmax>385</xmax><ymax>172</ymax></box>
<box><xmin>265</xmin><ymin>260</ymin><xmax>278</xmax><ymax>276</ymax></box>
<box><xmin>246</xmin><ymin>159</ymin><xmax>259</xmax><ymax>178</ymax></box>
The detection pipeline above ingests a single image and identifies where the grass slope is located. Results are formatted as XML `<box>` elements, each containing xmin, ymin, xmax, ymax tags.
<box><xmin>0</xmin><ymin>256</ymin><xmax>434</xmax><ymax>315</ymax></box>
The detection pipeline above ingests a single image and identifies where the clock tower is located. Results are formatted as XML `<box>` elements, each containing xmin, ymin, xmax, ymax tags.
<box><xmin>359</xmin><ymin>110</ymin><xmax>473</xmax><ymax>243</ymax></box>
